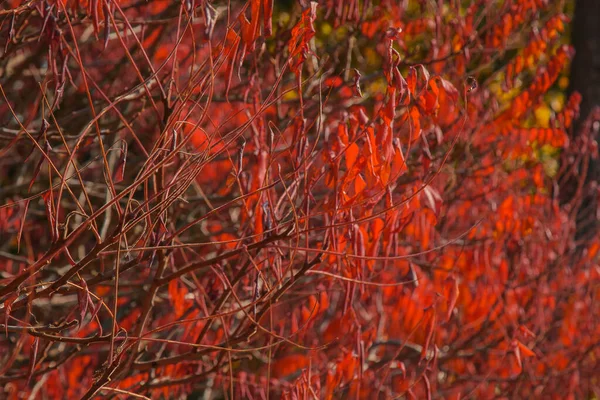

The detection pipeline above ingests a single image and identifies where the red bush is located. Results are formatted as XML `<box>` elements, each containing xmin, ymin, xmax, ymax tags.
<box><xmin>0</xmin><ymin>1</ymin><xmax>599</xmax><ymax>399</ymax></box>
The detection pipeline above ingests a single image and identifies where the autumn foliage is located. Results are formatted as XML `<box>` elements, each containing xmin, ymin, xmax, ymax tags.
<box><xmin>1</xmin><ymin>0</ymin><xmax>599</xmax><ymax>399</ymax></box>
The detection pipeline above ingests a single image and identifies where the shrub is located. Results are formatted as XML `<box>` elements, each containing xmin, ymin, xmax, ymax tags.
<box><xmin>0</xmin><ymin>1</ymin><xmax>599</xmax><ymax>399</ymax></box>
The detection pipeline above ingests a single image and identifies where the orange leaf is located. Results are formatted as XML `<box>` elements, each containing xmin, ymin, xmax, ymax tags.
<box><xmin>517</xmin><ymin>340</ymin><xmax>536</xmax><ymax>358</ymax></box>
<box><xmin>345</xmin><ymin>142</ymin><xmax>359</xmax><ymax>170</ymax></box>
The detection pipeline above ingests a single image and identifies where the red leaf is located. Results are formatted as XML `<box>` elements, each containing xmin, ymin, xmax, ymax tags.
<box><xmin>24</xmin><ymin>119</ymin><xmax>49</xmax><ymax>163</ymax></box>
<box><xmin>263</xmin><ymin>0</ymin><xmax>273</xmax><ymax>36</ymax></box>
<box><xmin>409</xmin><ymin>106</ymin><xmax>421</xmax><ymax>138</ymax></box>
<box><xmin>406</xmin><ymin>67</ymin><xmax>417</xmax><ymax>97</ymax></box>
<box><xmin>445</xmin><ymin>276</ymin><xmax>459</xmax><ymax>322</ymax></box>
<box><xmin>421</xmin><ymin>307</ymin><xmax>436</xmax><ymax>360</ymax></box>
<box><xmin>423</xmin><ymin>373</ymin><xmax>432</xmax><ymax>400</ymax></box>
<box><xmin>288</xmin><ymin>2</ymin><xmax>318</xmax><ymax>74</ymax></box>
<box><xmin>390</xmin><ymin>139</ymin><xmax>407</xmax><ymax>179</ymax></box>
<box><xmin>325</xmin><ymin>75</ymin><xmax>343</xmax><ymax>88</ymax></box>
<box><xmin>3</xmin><ymin>293</ymin><xmax>18</xmax><ymax>336</ymax></box>
<box><xmin>434</xmin><ymin>76</ymin><xmax>458</xmax><ymax>102</ymax></box>
<box><xmin>103</xmin><ymin>1</ymin><xmax>111</xmax><ymax>49</ymax></box>
<box><xmin>271</xmin><ymin>354</ymin><xmax>310</xmax><ymax>379</ymax></box>
<box><xmin>89</xmin><ymin>299</ymin><xmax>103</xmax><ymax>334</ymax></box>
<box><xmin>223</xmin><ymin>28</ymin><xmax>241</xmax><ymax>100</ymax></box>
<box><xmin>17</xmin><ymin>199</ymin><xmax>30</xmax><ymax>252</ymax></box>
<box><xmin>519</xmin><ymin>325</ymin><xmax>536</xmax><ymax>339</ymax></box>
<box><xmin>345</xmin><ymin>142</ymin><xmax>359</xmax><ymax>170</ymax></box>
<box><xmin>239</xmin><ymin>0</ymin><xmax>261</xmax><ymax>49</ymax></box>
<box><xmin>422</xmin><ymin>185</ymin><xmax>442</xmax><ymax>216</ymax></box>
<box><xmin>77</xmin><ymin>279</ymin><xmax>89</xmax><ymax>329</ymax></box>
<box><xmin>353</xmin><ymin>68</ymin><xmax>363</xmax><ymax>97</ymax></box>
<box><xmin>113</xmin><ymin>142</ymin><xmax>127</xmax><ymax>184</ymax></box>
<box><xmin>169</xmin><ymin>279</ymin><xmax>189</xmax><ymax>318</ymax></box>
<box><xmin>27</xmin><ymin>337</ymin><xmax>39</xmax><ymax>386</ymax></box>
<box><xmin>28</xmin><ymin>139</ymin><xmax>52</xmax><ymax>193</ymax></box>
<box><xmin>42</xmin><ymin>190</ymin><xmax>57</xmax><ymax>242</ymax></box>
<box><xmin>514</xmin><ymin>342</ymin><xmax>522</xmax><ymax>370</ymax></box>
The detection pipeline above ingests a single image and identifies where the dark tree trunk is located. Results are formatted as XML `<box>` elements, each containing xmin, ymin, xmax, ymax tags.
<box><xmin>566</xmin><ymin>0</ymin><xmax>600</xmax><ymax>243</ymax></box>
<box><xmin>569</xmin><ymin>0</ymin><xmax>600</xmax><ymax>125</ymax></box>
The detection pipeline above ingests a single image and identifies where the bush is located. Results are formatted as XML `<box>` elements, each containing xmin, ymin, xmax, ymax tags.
<box><xmin>0</xmin><ymin>1</ymin><xmax>599</xmax><ymax>398</ymax></box>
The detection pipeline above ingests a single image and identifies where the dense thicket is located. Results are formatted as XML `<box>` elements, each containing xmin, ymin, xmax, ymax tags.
<box><xmin>0</xmin><ymin>1</ymin><xmax>599</xmax><ymax>399</ymax></box>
